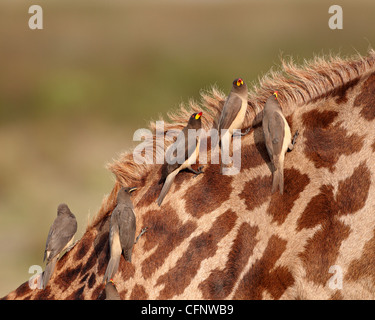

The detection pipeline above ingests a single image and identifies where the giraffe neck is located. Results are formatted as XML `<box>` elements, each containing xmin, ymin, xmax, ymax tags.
<box><xmin>4</xmin><ymin>51</ymin><xmax>375</xmax><ymax>300</ymax></box>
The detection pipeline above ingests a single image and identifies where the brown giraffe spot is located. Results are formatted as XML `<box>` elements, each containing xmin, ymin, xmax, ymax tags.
<box><xmin>118</xmin><ymin>258</ymin><xmax>135</xmax><ymax>281</ymax></box>
<box><xmin>80</xmin><ymin>251</ymin><xmax>97</xmax><ymax>277</ymax></box>
<box><xmin>372</xmin><ymin>140</ymin><xmax>375</xmax><ymax>152</ymax></box>
<box><xmin>267</xmin><ymin>168</ymin><xmax>310</xmax><ymax>224</ymax></box>
<box><xmin>141</xmin><ymin>204</ymin><xmax>197</xmax><ymax>279</ymax></box>
<box><xmin>329</xmin><ymin>291</ymin><xmax>344</xmax><ymax>300</ymax></box>
<box><xmin>87</xmin><ymin>273</ymin><xmax>96</xmax><ymax>289</ymax></box>
<box><xmin>296</xmin><ymin>184</ymin><xmax>336</xmax><ymax>231</ymax></box>
<box><xmin>199</xmin><ymin>223</ymin><xmax>259</xmax><ymax>299</ymax></box>
<box><xmin>346</xmin><ymin>229</ymin><xmax>375</xmax><ymax>284</ymax></box>
<box><xmin>302</xmin><ymin>109</ymin><xmax>364</xmax><ymax>171</ymax></box>
<box><xmin>241</xmin><ymin>167</ymin><xmax>308</xmax><ymax>222</ymax></box>
<box><xmin>173</xmin><ymin>164</ymin><xmax>204</xmax><ymax>193</ymax></box>
<box><xmin>55</xmin><ymin>248</ymin><xmax>71</xmax><ymax>272</ymax></box>
<box><xmin>297</xmin><ymin>162</ymin><xmax>371</xmax><ymax>231</ymax></box>
<box><xmin>302</xmin><ymin>110</ymin><xmax>339</xmax><ymax>129</ymax></box>
<box><xmin>130</xmin><ymin>284</ymin><xmax>148</xmax><ymax>300</ymax></box>
<box><xmin>137</xmin><ymin>167</ymin><xmax>164</xmax><ymax>208</ymax></box>
<box><xmin>233</xmin><ymin>235</ymin><xmax>294</xmax><ymax>299</ymax></box>
<box><xmin>14</xmin><ymin>281</ymin><xmax>32</xmax><ymax>299</ymax></box>
<box><xmin>242</xmin><ymin>142</ymin><xmax>268</xmax><ymax>170</ymax></box>
<box><xmin>66</xmin><ymin>284</ymin><xmax>85</xmax><ymax>300</ymax></box>
<box><xmin>335</xmin><ymin>162</ymin><xmax>371</xmax><ymax>215</ymax></box>
<box><xmin>80</xmin><ymin>231</ymin><xmax>109</xmax><ymax>275</ymax></box>
<box><xmin>74</xmin><ymin>231</ymin><xmax>95</xmax><ymax>261</ymax></box>
<box><xmin>183</xmin><ymin>164</ymin><xmax>234</xmax><ymax>218</ymax></box>
<box><xmin>55</xmin><ymin>263</ymin><xmax>82</xmax><ymax>290</ymax></box>
<box><xmin>298</xmin><ymin>162</ymin><xmax>371</xmax><ymax>285</ymax></box>
<box><xmin>239</xmin><ymin>175</ymin><xmax>271</xmax><ymax>211</ymax></box>
<box><xmin>242</xmin><ymin>126</ymin><xmax>268</xmax><ymax>170</ymax></box>
<box><xmin>301</xmin><ymin>220</ymin><xmax>351</xmax><ymax>286</ymax></box>
<box><xmin>353</xmin><ymin>72</ymin><xmax>375</xmax><ymax>121</ymax></box>
<box><xmin>34</xmin><ymin>286</ymin><xmax>52</xmax><ymax>300</ymax></box>
<box><xmin>333</xmin><ymin>78</ymin><xmax>361</xmax><ymax>104</ymax></box>
<box><xmin>156</xmin><ymin>210</ymin><xmax>238</xmax><ymax>299</ymax></box>
<box><xmin>79</xmin><ymin>273</ymin><xmax>89</xmax><ymax>284</ymax></box>
<box><xmin>92</xmin><ymin>284</ymin><xmax>105</xmax><ymax>300</ymax></box>
<box><xmin>93</xmin><ymin>221</ymin><xmax>111</xmax><ymax>276</ymax></box>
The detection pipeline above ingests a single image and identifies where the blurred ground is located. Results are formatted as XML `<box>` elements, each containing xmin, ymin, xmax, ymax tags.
<box><xmin>0</xmin><ymin>0</ymin><xmax>374</xmax><ymax>297</ymax></box>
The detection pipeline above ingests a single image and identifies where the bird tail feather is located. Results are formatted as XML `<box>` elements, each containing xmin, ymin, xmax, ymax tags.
<box><xmin>104</xmin><ymin>255</ymin><xmax>120</xmax><ymax>283</ymax></box>
<box><xmin>157</xmin><ymin>170</ymin><xmax>178</xmax><ymax>206</ymax></box>
<box><xmin>42</xmin><ymin>256</ymin><xmax>58</xmax><ymax>289</ymax></box>
<box><xmin>272</xmin><ymin>166</ymin><xmax>284</xmax><ymax>195</ymax></box>
<box><xmin>124</xmin><ymin>249</ymin><xmax>132</xmax><ymax>263</ymax></box>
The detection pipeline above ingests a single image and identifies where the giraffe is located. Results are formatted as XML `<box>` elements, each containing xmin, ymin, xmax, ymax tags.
<box><xmin>3</xmin><ymin>50</ymin><xmax>375</xmax><ymax>300</ymax></box>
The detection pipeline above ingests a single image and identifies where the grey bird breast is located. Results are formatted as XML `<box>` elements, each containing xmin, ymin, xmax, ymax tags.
<box><xmin>44</xmin><ymin>214</ymin><xmax>77</xmax><ymax>262</ymax></box>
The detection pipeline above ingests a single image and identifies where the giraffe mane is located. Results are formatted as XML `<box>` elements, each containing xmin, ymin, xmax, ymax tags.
<box><xmin>88</xmin><ymin>49</ymin><xmax>375</xmax><ymax>230</ymax></box>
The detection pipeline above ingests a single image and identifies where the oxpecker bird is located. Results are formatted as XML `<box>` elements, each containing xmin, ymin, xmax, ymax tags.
<box><xmin>262</xmin><ymin>91</ymin><xmax>298</xmax><ymax>194</ymax></box>
<box><xmin>42</xmin><ymin>203</ymin><xmax>77</xmax><ymax>289</ymax></box>
<box><xmin>215</xmin><ymin>78</ymin><xmax>249</xmax><ymax>148</ymax></box>
<box><xmin>105</xmin><ymin>280</ymin><xmax>121</xmax><ymax>300</ymax></box>
<box><xmin>104</xmin><ymin>187</ymin><xmax>137</xmax><ymax>283</ymax></box>
<box><xmin>157</xmin><ymin>112</ymin><xmax>203</xmax><ymax>206</ymax></box>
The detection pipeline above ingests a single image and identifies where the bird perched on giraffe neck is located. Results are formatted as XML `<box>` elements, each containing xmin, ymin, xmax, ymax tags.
<box><xmin>42</xmin><ymin>203</ymin><xmax>77</xmax><ymax>289</ymax></box>
<box><xmin>104</xmin><ymin>187</ymin><xmax>137</xmax><ymax>283</ymax></box>
<box><xmin>262</xmin><ymin>91</ymin><xmax>298</xmax><ymax>194</ymax></box>
<box><xmin>157</xmin><ymin>112</ymin><xmax>203</xmax><ymax>206</ymax></box>
<box><xmin>214</xmin><ymin>78</ymin><xmax>249</xmax><ymax>149</ymax></box>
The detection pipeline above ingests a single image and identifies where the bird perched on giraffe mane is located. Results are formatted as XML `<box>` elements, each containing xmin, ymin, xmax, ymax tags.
<box><xmin>157</xmin><ymin>112</ymin><xmax>203</xmax><ymax>206</ymax></box>
<box><xmin>42</xmin><ymin>203</ymin><xmax>77</xmax><ymax>289</ymax></box>
<box><xmin>213</xmin><ymin>78</ymin><xmax>249</xmax><ymax>149</ymax></box>
<box><xmin>104</xmin><ymin>187</ymin><xmax>137</xmax><ymax>283</ymax></box>
<box><xmin>262</xmin><ymin>91</ymin><xmax>298</xmax><ymax>194</ymax></box>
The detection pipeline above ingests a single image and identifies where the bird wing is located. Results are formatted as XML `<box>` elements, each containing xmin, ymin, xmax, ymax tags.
<box><xmin>218</xmin><ymin>94</ymin><xmax>242</xmax><ymax>131</ymax></box>
<box><xmin>268</xmin><ymin>111</ymin><xmax>285</xmax><ymax>157</ymax></box>
<box><xmin>262</xmin><ymin>111</ymin><xmax>273</xmax><ymax>163</ymax></box>
<box><xmin>118</xmin><ymin>206</ymin><xmax>136</xmax><ymax>252</ymax></box>
<box><xmin>44</xmin><ymin>214</ymin><xmax>77</xmax><ymax>261</ymax></box>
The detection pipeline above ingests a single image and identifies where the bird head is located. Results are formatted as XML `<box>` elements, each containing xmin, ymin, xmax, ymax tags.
<box><xmin>124</xmin><ymin>187</ymin><xmax>137</xmax><ymax>194</ymax></box>
<box><xmin>233</xmin><ymin>78</ymin><xmax>243</xmax><ymax>87</ymax></box>
<box><xmin>187</xmin><ymin>111</ymin><xmax>202</xmax><ymax>128</ymax></box>
<box><xmin>233</xmin><ymin>78</ymin><xmax>244</xmax><ymax>87</ymax></box>
<box><xmin>117</xmin><ymin>187</ymin><xmax>137</xmax><ymax>203</ymax></box>
<box><xmin>57</xmin><ymin>203</ymin><xmax>71</xmax><ymax>215</ymax></box>
<box><xmin>231</xmin><ymin>78</ymin><xmax>247</xmax><ymax>95</ymax></box>
<box><xmin>192</xmin><ymin>112</ymin><xmax>202</xmax><ymax>120</ymax></box>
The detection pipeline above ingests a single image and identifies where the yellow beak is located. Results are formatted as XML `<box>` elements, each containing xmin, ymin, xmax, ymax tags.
<box><xmin>129</xmin><ymin>187</ymin><xmax>137</xmax><ymax>193</ymax></box>
<box><xmin>195</xmin><ymin>112</ymin><xmax>202</xmax><ymax>120</ymax></box>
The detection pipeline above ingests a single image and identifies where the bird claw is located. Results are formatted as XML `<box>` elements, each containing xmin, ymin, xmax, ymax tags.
<box><xmin>233</xmin><ymin>127</ymin><xmax>251</xmax><ymax>137</ymax></box>
<box><xmin>288</xmin><ymin>130</ymin><xmax>299</xmax><ymax>152</ymax></box>
<box><xmin>241</xmin><ymin>127</ymin><xmax>251</xmax><ymax>136</ymax></box>
<box><xmin>135</xmin><ymin>227</ymin><xmax>148</xmax><ymax>244</ymax></box>
<box><xmin>193</xmin><ymin>166</ymin><xmax>204</xmax><ymax>178</ymax></box>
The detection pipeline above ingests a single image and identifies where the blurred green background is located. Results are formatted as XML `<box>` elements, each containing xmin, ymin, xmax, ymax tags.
<box><xmin>0</xmin><ymin>0</ymin><xmax>374</xmax><ymax>297</ymax></box>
